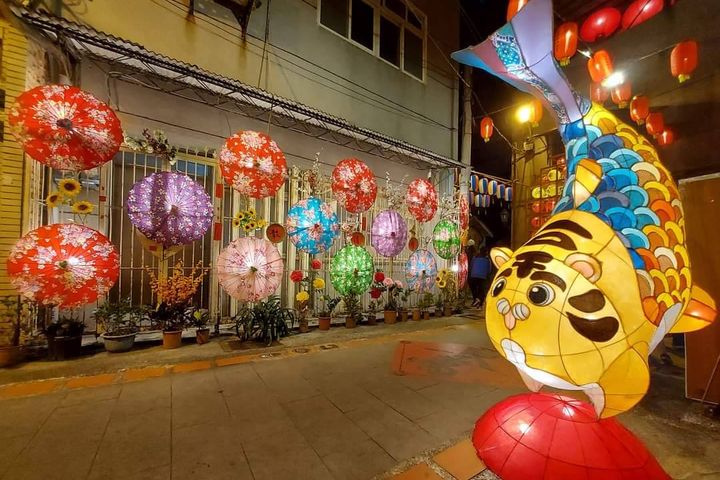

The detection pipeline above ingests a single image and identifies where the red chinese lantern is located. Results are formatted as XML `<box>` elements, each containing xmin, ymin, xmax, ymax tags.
<box><xmin>646</xmin><ymin>112</ymin><xmax>665</xmax><ymax>137</ymax></box>
<box><xmin>554</xmin><ymin>22</ymin><xmax>578</xmax><ymax>66</ymax></box>
<box><xmin>530</xmin><ymin>216</ymin><xmax>543</xmax><ymax>228</ymax></box>
<box><xmin>630</xmin><ymin>95</ymin><xmax>650</xmax><ymax>124</ymax></box>
<box><xmin>671</xmin><ymin>41</ymin><xmax>698</xmax><ymax>83</ymax></box>
<box><xmin>587</xmin><ymin>50</ymin><xmax>614</xmax><ymax>83</ymax></box>
<box><xmin>610</xmin><ymin>82</ymin><xmax>632</xmax><ymax>108</ymax></box>
<box><xmin>589</xmin><ymin>82</ymin><xmax>609</xmax><ymax>104</ymax></box>
<box><xmin>480</xmin><ymin>116</ymin><xmax>494</xmax><ymax>143</ymax></box>
<box><xmin>266</xmin><ymin>223</ymin><xmax>286</xmax><ymax>243</ymax></box>
<box><xmin>506</xmin><ymin>0</ymin><xmax>529</xmax><ymax>21</ymax></box>
<box><xmin>531</xmin><ymin>201</ymin><xmax>541</xmax><ymax>214</ymax></box>
<box><xmin>529</xmin><ymin>99</ymin><xmax>544</xmax><ymax>127</ymax></box>
<box><xmin>408</xmin><ymin>237</ymin><xmax>419</xmax><ymax>251</ymax></box>
<box><xmin>622</xmin><ymin>0</ymin><xmax>664</xmax><ymax>30</ymax></box>
<box><xmin>658</xmin><ymin>129</ymin><xmax>674</xmax><ymax>147</ymax></box>
<box><xmin>350</xmin><ymin>231</ymin><xmax>365</xmax><ymax>246</ymax></box>
<box><xmin>580</xmin><ymin>7</ymin><xmax>622</xmax><ymax>43</ymax></box>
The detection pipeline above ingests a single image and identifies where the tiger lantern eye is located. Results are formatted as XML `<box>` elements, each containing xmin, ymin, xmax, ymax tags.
<box><xmin>491</xmin><ymin>278</ymin><xmax>506</xmax><ymax>297</ymax></box>
<box><xmin>528</xmin><ymin>283</ymin><xmax>555</xmax><ymax>306</ymax></box>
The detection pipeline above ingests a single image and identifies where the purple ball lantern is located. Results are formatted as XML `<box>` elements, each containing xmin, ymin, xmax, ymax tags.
<box><xmin>371</xmin><ymin>210</ymin><xmax>408</xmax><ymax>257</ymax></box>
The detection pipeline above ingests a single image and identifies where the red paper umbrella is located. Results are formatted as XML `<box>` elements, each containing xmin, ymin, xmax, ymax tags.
<box><xmin>406</xmin><ymin>178</ymin><xmax>438</xmax><ymax>223</ymax></box>
<box><xmin>8</xmin><ymin>85</ymin><xmax>123</xmax><ymax>171</ymax></box>
<box><xmin>473</xmin><ymin>393</ymin><xmax>670</xmax><ymax>480</ymax></box>
<box><xmin>6</xmin><ymin>224</ymin><xmax>119</xmax><ymax>308</ymax></box>
<box><xmin>219</xmin><ymin>130</ymin><xmax>288</xmax><ymax>199</ymax></box>
<box><xmin>331</xmin><ymin>158</ymin><xmax>377</xmax><ymax>213</ymax></box>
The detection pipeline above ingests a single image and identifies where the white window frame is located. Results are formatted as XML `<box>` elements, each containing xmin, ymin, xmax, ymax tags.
<box><xmin>317</xmin><ymin>0</ymin><xmax>427</xmax><ymax>83</ymax></box>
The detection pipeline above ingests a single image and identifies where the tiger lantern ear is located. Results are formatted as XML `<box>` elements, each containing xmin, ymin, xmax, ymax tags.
<box><xmin>490</xmin><ymin>247</ymin><xmax>513</xmax><ymax>268</ymax></box>
<box><xmin>565</xmin><ymin>253</ymin><xmax>602</xmax><ymax>283</ymax></box>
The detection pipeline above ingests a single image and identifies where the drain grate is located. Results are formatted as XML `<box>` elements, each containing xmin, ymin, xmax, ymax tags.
<box><xmin>319</xmin><ymin>344</ymin><xmax>339</xmax><ymax>350</ymax></box>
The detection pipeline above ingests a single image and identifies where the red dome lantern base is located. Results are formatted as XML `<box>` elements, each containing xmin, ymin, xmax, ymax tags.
<box><xmin>472</xmin><ymin>393</ymin><xmax>670</xmax><ymax>480</ymax></box>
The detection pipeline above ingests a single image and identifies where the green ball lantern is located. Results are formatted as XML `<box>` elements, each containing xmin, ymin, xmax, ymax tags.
<box><xmin>432</xmin><ymin>219</ymin><xmax>461</xmax><ymax>259</ymax></box>
<box><xmin>330</xmin><ymin>245</ymin><xmax>374</xmax><ymax>295</ymax></box>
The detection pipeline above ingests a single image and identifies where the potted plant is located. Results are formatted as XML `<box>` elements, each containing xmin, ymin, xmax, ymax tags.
<box><xmin>343</xmin><ymin>293</ymin><xmax>362</xmax><ymax>329</ymax></box>
<box><xmin>296</xmin><ymin>290</ymin><xmax>310</xmax><ymax>333</ymax></box>
<box><xmin>421</xmin><ymin>293</ymin><xmax>434</xmax><ymax>320</ymax></box>
<box><xmin>398</xmin><ymin>285</ymin><xmax>411</xmax><ymax>321</ymax></box>
<box><xmin>94</xmin><ymin>298</ymin><xmax>146</xmax><ymax>353</ymax></box>
<box><xmin>366</xmin><ymin>300</ymin><xmax>380</xmax><ymax>326</ymax></box>
<box><xmin>318</xmin><ymin>295</ymin><xmax>339</xmax><ymax>331</ymax></box>
<box><xmin>189</xmin><ymin>308</ymin><xmax>211</xmax><ymax>344</ymax></box>
<box><xmin>290</xmin><ymin>260</ymin><xmax>324</xmax><ymax>332</ymax></box>
<box><xmin>0</xmin><ymin>296</ymin><xmax>33</xmax><ymax>367</ymax></box>
<box><xmin>436</xmin><ymin>269</ymin><xmax>457</xmax><ymax>317</ymax></box>
<box><xmin>45</xmin><ymin>313</ymin><xmax>85</xmax><ymax>360</ymax></box>
<box><xmin>234</xmin><ymin>295</ymin><xmax>295</xmax><ymax>346</ymax></box>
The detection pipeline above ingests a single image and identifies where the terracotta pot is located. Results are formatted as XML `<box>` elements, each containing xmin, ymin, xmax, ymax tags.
<box><xmin>412</xmin><ymin>309</ymin><xmax>421</xmax><ymax>321</ymax></box>
<box><xmin>423</xmin><ymin>311</ymin><xmax>430</xmax><ymax>320</ymax></box>
<box><xmin>47</xmin><ymin>335</ymin><xmax>82</xmax><ymax>360</ymax></box>
<box><xmin>196</xmin><ymin>328</ymin><xmax>210</xmax><ymax>344</ymax></box>
<box><xmin>318</xmin><ymin>317</ymin><xmax>331</xmax><ymax>331</ymax></box>
<box><xmin>102</xmin><ymin>333</ymin><xmax>136</xmax><ymax>353</ymax></box>
<box><xmin>384</xmin><ymin>310</ymin><xmax>397</xmax><ymax>324</ymax></box>
<box><xmin>298</xmin><ymin>320</ymin><xmax>310</xmax><ymax>333</ymax></box>
<box><xmin>0</xmin><ymin>345</ymin><xmax>23</xmax><ymax>367</ymax></box>
<box><xmin>367</xmin><ymin>315</ymin><xmax>377</xmax><ymax>326</ymax></box>
<box><xmin>163</xmin><ymin>330</ymin><xmax>183</xmax><ymax>349</ymax></box>
<box><xmin>400</xmin><ymin>310</ymin><xmax>409</xmax><ymax>322</ymax></box>
<box><xmin>444</xmin><ymin>305</ymin><xmax>453</xmax><ymax>317</ymax></box>
<box><xmin>345</xmin><ymin>316</ymin><xmax>357</xmax><ymax>329</ymax></box>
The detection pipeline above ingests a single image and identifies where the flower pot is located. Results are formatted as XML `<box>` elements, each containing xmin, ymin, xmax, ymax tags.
<box><xmin>384</xmin><ymin>310</ymin><xmax>397</xmax><ymax>324</ymax></box>
<box><xmin>318</xmin><ymin>316</ymin><xmax>331</xmax><ymax>331</ymax></box>
<box><xmin>102</xmin><ymin>333</ymin><xmax>136</xmax><ymax>353</ymax></box>
<box><xmin>444</xmin><ymin>305</ymin><xmax>453</xmax><ymax>317</ymax></box>
<box><xmin>412</xmin><ymin>309</ymin><xmax>421</xmax><ymax>321</ymax></box>
<box><xmin>298</xmin><ymin>320</ymin><xmax>310</xmax><ymax>333</ymax></box>
<box><xmin>196</xmin><ymin>328</ymin><xmax>210</xmax><ymax>344</ymax></box>
<box><xmin>162</xmin><ymin>330</ymin><xmax>183</xmax><ymax>349</ymax></box>
<box><xmin>366</xmin><ymin>315</ymin><xmax>377</xmax><ymax>326</ymax></box>
<box><xmin>47</xmin><ymin>335</ymin><xmax>83</xmax><ymax>360</ymax></box>
<box><xmin>423</xmin><ymin>311</ymin><xmax>430</xmax><ymax>321</ymax></box>
<box><xmin>345</xmin><ymin>316</ymin><xmax>357</xmax><ymax>329</ymax></box>
<box><xmin>400</xmin><ymin>310</ymin><xmax>409</xmax><ymax>322</ymax></box>
<box><xmin>0</xmin><ymin>345</ymin><xmax>23</xmax><ymax>367</ymax></box>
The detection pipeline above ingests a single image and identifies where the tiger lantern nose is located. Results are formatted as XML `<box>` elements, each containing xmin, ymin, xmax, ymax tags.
<box><xmin>496</xmin><ymin>298</ymin><xmax>530</xmax><ymax>330</ymax></box>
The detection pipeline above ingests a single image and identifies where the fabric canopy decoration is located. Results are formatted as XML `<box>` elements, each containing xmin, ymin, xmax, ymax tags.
<box><xmin>216</xmin><ymin>237</ymin><xmax>284</xmax><ymax>302</ymax></box>
<box><xmin>7</xmin><ymin>224</ymin><xmax>119</xmax><ymax>307</ymax></box>
<box><xmin>457</xmin><ymin>251</ymin><xmax>468</xmax><ymax>289</ymax></box>
<box><xmin>371</xmin><ymin>210</ymin><xmax>407</xmax><ymax>257</ymax></box>
<box><xmin>286</xmin><ymin>197</ymin><xmax>339</xmax><ymax>254</ymax></box>
<box><xmin>330</xmin><ymin>245</ymin><xmax>374</xmax><ymax>295</ymax></box>
<box><xmin>406</xmin><ymin>178</ymin><xmax>438</xmax><ymax>223</ymax></box>
<box><xmin>405</xmin><ymin>249</ymin><xmax>437</xmax><ymax>293</ymax></box>
<box><xmin>8</xmin><ymin>84</ymin><xmax>123</xmax><ymax>171</ymax></box>
<box><xmin>433</xmin><ymin>219</ymin><xmax>461</xmax><ymax>259</ymax></box>
<box><xmin>219</xmin><ymin>130</ymin><xmax>288</xmax><ymax>198</ymax></box>
<box><xmin>127</xmin><ymin>172</ymin><xmax>213</xmax><ymax>247</ymax></box>
<box><xmin>331</xmin><ymin>158</ymin><xmax>377</xmax><ymax>213</ymax></box>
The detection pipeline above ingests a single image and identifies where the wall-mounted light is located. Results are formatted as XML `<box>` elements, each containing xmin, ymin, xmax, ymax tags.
<box><xmin>516</xmin><ymin>104</ymin><xmax>533</xmax><ymax>124</ymax></box>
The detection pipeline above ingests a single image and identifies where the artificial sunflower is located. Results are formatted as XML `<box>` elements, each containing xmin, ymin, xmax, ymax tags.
<box><xmin>435</xmin><ymin>275</ymin><xmax>442</xmax><ymax>284</ymax></box>
<box><xmin>437</xmin><ymin>280</ymin><xmax>447</xmax><ymax>289</ymax></box>
<box><xmin>45</xmin><ymin>192</ymin><xmax>63</xmax><ymax>209</ymax></box>
<box><xmin>247</xmin><ymin>207</ymin><xmax>256</xmax><ymax>216</ymax></box>
<box><xmin>235</xmin><ymin>211</ymin><xmax>245</xmax><ymax>220</ymax></box>
<box><xmin>58</xmin><ymin>178</ymin><xmax>82</xmax><ymax>197</ymax></box>
<box><xmin>232</xmin><ymin>218</ymin><xmax>241</xmax><ymax>228</ymax></box>
<box><xmin>247</xmin><ymin>221</ymin><xmax>257</xmax><ymax>230</ymax></box>
<box><xmin>242</xmin><ymin>223</ymin><xmax>252</xmax><ymax>232</ymax></box>
<box><xmin>71</xmin><ymin>200</ymin><xmax>95</xmax><ymax>215</ymax></box>
<box><xmin>296</xmin><ymin>291</ymin><xmax>310</xmax><ymax>302</ymax></box>
<box><xmin>313</xmin><ymin>278</ymin><xmax>325</xmax><ymax>290</ymax></box>
<box><xmin>439</xmin><ymin>269</ymin><xmax>450</xmax><ymax>278</ymax></box>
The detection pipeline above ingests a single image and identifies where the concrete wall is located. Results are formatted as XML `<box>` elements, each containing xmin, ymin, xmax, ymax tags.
<box><xmin>63</xmin><ymin>0</ymin><xmax>460</xmax><ymax>160</ymax></box>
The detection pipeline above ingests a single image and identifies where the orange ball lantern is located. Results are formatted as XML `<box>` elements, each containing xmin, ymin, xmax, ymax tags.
<box><xmin>506</xmin><ymin>0</ymin><xmax>529</xmax><ymax>21</ymax></box>
<box><xmin>671</xmin><ymin>41</ymin><xmax>698</xmax><ymax>83</ymax></box>
<box><xmin>554</xmin><ymin>22</ymin><xmax>578</xmax><ymax>66</ymax></box>
<box><xmin>629</xmin><ymin>95</ymin><xmax>650</xmax><ymax>124</ymax></box>
<box><xmin>645</xmin><ymin>112</ymin><xmax>665</xmax><ymax>138</ymax></box>
<box><xmin>610</xmin><ymin>82</ymin><xmax>632</xmax><ymax>108</ymax></box>
<box><xmin>587</xmin><ymin>50</ymin><xmax>614</xmax><ymax>83</ymax></box>
<box><xmin>529</xmin><ymin>99</ymin><xmax>544</xmax><ymax>127</ymax></box>
<box><xmin>589</xmin><ymin>82</ymin><xmax>609</xmax><ymax>104</ymax></box>
<box><xmin>658</xmin><ymin>129</ymin><xmax>674</xmax><ymax>147</ymax></box>
<box><xmin>480</xmin><ymin>116</ymin><xmax>494</xmax><ymax>143</ymax></box>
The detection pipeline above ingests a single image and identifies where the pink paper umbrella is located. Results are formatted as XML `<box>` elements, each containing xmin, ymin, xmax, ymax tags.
<box><xmin>371</xmin><ymin>210</ymin><xmax>408</xmax><ymax>257</ymax></box>
<box><xmin>217</xmin><ymin>237</ymin><xmax>284</xmax><ymax>302</ymax></box>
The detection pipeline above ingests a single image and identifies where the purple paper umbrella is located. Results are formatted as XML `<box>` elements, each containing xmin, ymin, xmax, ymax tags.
<box><xmin>126</xmin><ymin>172</ymin><xmax>213</xmax><ymax>247</ymax></box>
<box><xmin>371</xmin><ymin>210</ymin><xmax>407</xmax><ymax>257</ymax></box>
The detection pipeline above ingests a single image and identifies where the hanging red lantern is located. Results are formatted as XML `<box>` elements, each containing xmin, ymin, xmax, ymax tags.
<box><xmin>530</xmin><ymin>216</ymin><xmax>543</xmax><ymax>228</ymax></box>
<box><xmin>531</xmin><ymin>201</ymin><xmax>541</xmax><ymax>214</ymax></box>
<box><xmin>506</xmin><ymin>0</ymin><xmax>529</xmax><ymax>21</ymax></box>
<box><xmin>529</xmin><ymin>99</ymin><xmax>544</xmax><ymax>127</ymax></box>
<box><xmin>580</xmin><ymin>8</ymin><xmax>622</xmax><ymax>43</ymax></box>
<box><xmin>622</xmin><ymin>0</ymin><xmax>664</xmax><ymax>30</ymax></box>
<box><xmin>350</xmin><ymin>231</ymin><xmax>365</xmax><ymax>246</ymax></box>
<box><xmin>610</xmin><ymin>82</ymin><xmax>632</xmax><ymax>108</ymax></box>
<box><xmin>480</xmin><ymin>116</ymin><xmax>494</xmax><ymax>143</ymax></box>
<box><xmin>658</xmin><ymin>129</ymin><xmax>674</xmax><ymax>147</ymax></box>
<box><xmin>589</xmin><ymin>82</ymin><xmax>609</xmax><ymax>104</ymax></box>
<box><xmin>646</xmin><ymin>112</ymin><xmax>665</xmax><ymax>137</ymax></box>
<box><xmin>587</xmin><ymin>50</ymin><xmax>614</xmax><ymax>83</ymax></box>
<box><xmin>671</xmin><ymin>40</ymin><xmax>698</xmax><ymax>83</ymax></box>
<box><xmin>630</xmin><ymin>95</ymin><xmax>650</xmax><ymax>124</ymax></box>
<box><xmin>554</xmin><ymin>22</ymin><xmax>578</xmax><ymax>66</ymax></box>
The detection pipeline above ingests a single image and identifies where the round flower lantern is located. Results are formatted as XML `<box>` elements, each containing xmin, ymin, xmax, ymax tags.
<box><xmin>331</xmin><ymin>158</ymin><xmax>377</xmax><ymax>213</ymax></box>
<box><xmin>433</xmin><ymin>220</ymin><xmax>461</xmax><ymax>259</ymax></box>
<box><xmin>406</xmin><ymin>178</ymin><xmax>438</xmax><ymax>223</ymax></box>
<box><xmin>219</xmin><ymin>130</ymin><xmax>288</xmax><ymax>198</ymax></box>
<box><xmin>371</xmin><ymin>210</ymin><xmax>408</xmax><ymax>257</ymax></box>
<box><xmin>330</xmin><ymin>245</ymin><xmax>374</xmax><ymax>295</ymax></box>
<box><xmin>286</xmin><ymin>197</ymin><xmax>339</xmax><ymax>254</ymax></box>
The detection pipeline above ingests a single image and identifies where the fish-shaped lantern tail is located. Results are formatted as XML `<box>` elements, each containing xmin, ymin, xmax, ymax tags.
<box><xmin>453</xmin><ymin>0</ymin><xmax>716</xmax><ymax>418</ymax></box>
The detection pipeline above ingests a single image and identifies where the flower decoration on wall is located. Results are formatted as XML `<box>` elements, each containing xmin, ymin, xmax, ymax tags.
<box><xmin>371</xmin><ymin>210</ymin><xmax>408</xmax><ymax>257</ymax></box>
<box><xmin>7</xmin><ymin>224</ymin><xmax>119</xmax><ymax>307</ymax></box>
<box><xmin>216</xmin><ymin>237</ymin><xmax>283</xmax><ymax>302</ymax></box>
<box><xmin>457</xmin><ymin>251</ymin><xmax>469</xmax><ymax>289</ymax></box>
<box><xmin>286</xmin><ymin>197</ymin><xmax>339</xmax><ymax>254</ymax></box>
<box><xmin>124</xmin><ymin>129</ymin><xmax>179</xmax><ymax>165</ymax></box>
<box><xmin>433</xmin><ymin>219</ymin><xmax>461</xmax><ymax>259</ymax></box>
<box><xmin>44</xmin><ymin>176</ymin><xmax>97</xmax><ymax>219</ymax></box>
<box><xmin>219</xmin><ymin>130</ymin><xmax>288</xmax><ymax>199</ymax></box>
<box><xmin>232</xmin><ymin>207</ymin><xmax>268</xmax><ymax>234</ymax></box>
<box><xmin>406</xmin><ymin>178</ymin><xmax>438</xmax><ymax>223</ymax></box>
<box><xmin>8</xmin><ymin>84</ymin><xmax>123</xmax><ymax>171</ymax></box>
<box><xmin>331</xmin><ymin>158</ymin><xmax>377</xmax><ymax>213</ymax></box>
<box><xmin>405</xmin><ymin>249</ymin><xmax>437</xmax><ymax>293</ymax></box>
<box><xmin>330</xmin><ymin>245</ymin><xmax>374</xmax><ymax>296</ymax></box>
<box><xmin>126</xmin><ymin>172</ymin><xmax>213</xmax><ymax>247</ymax></box>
